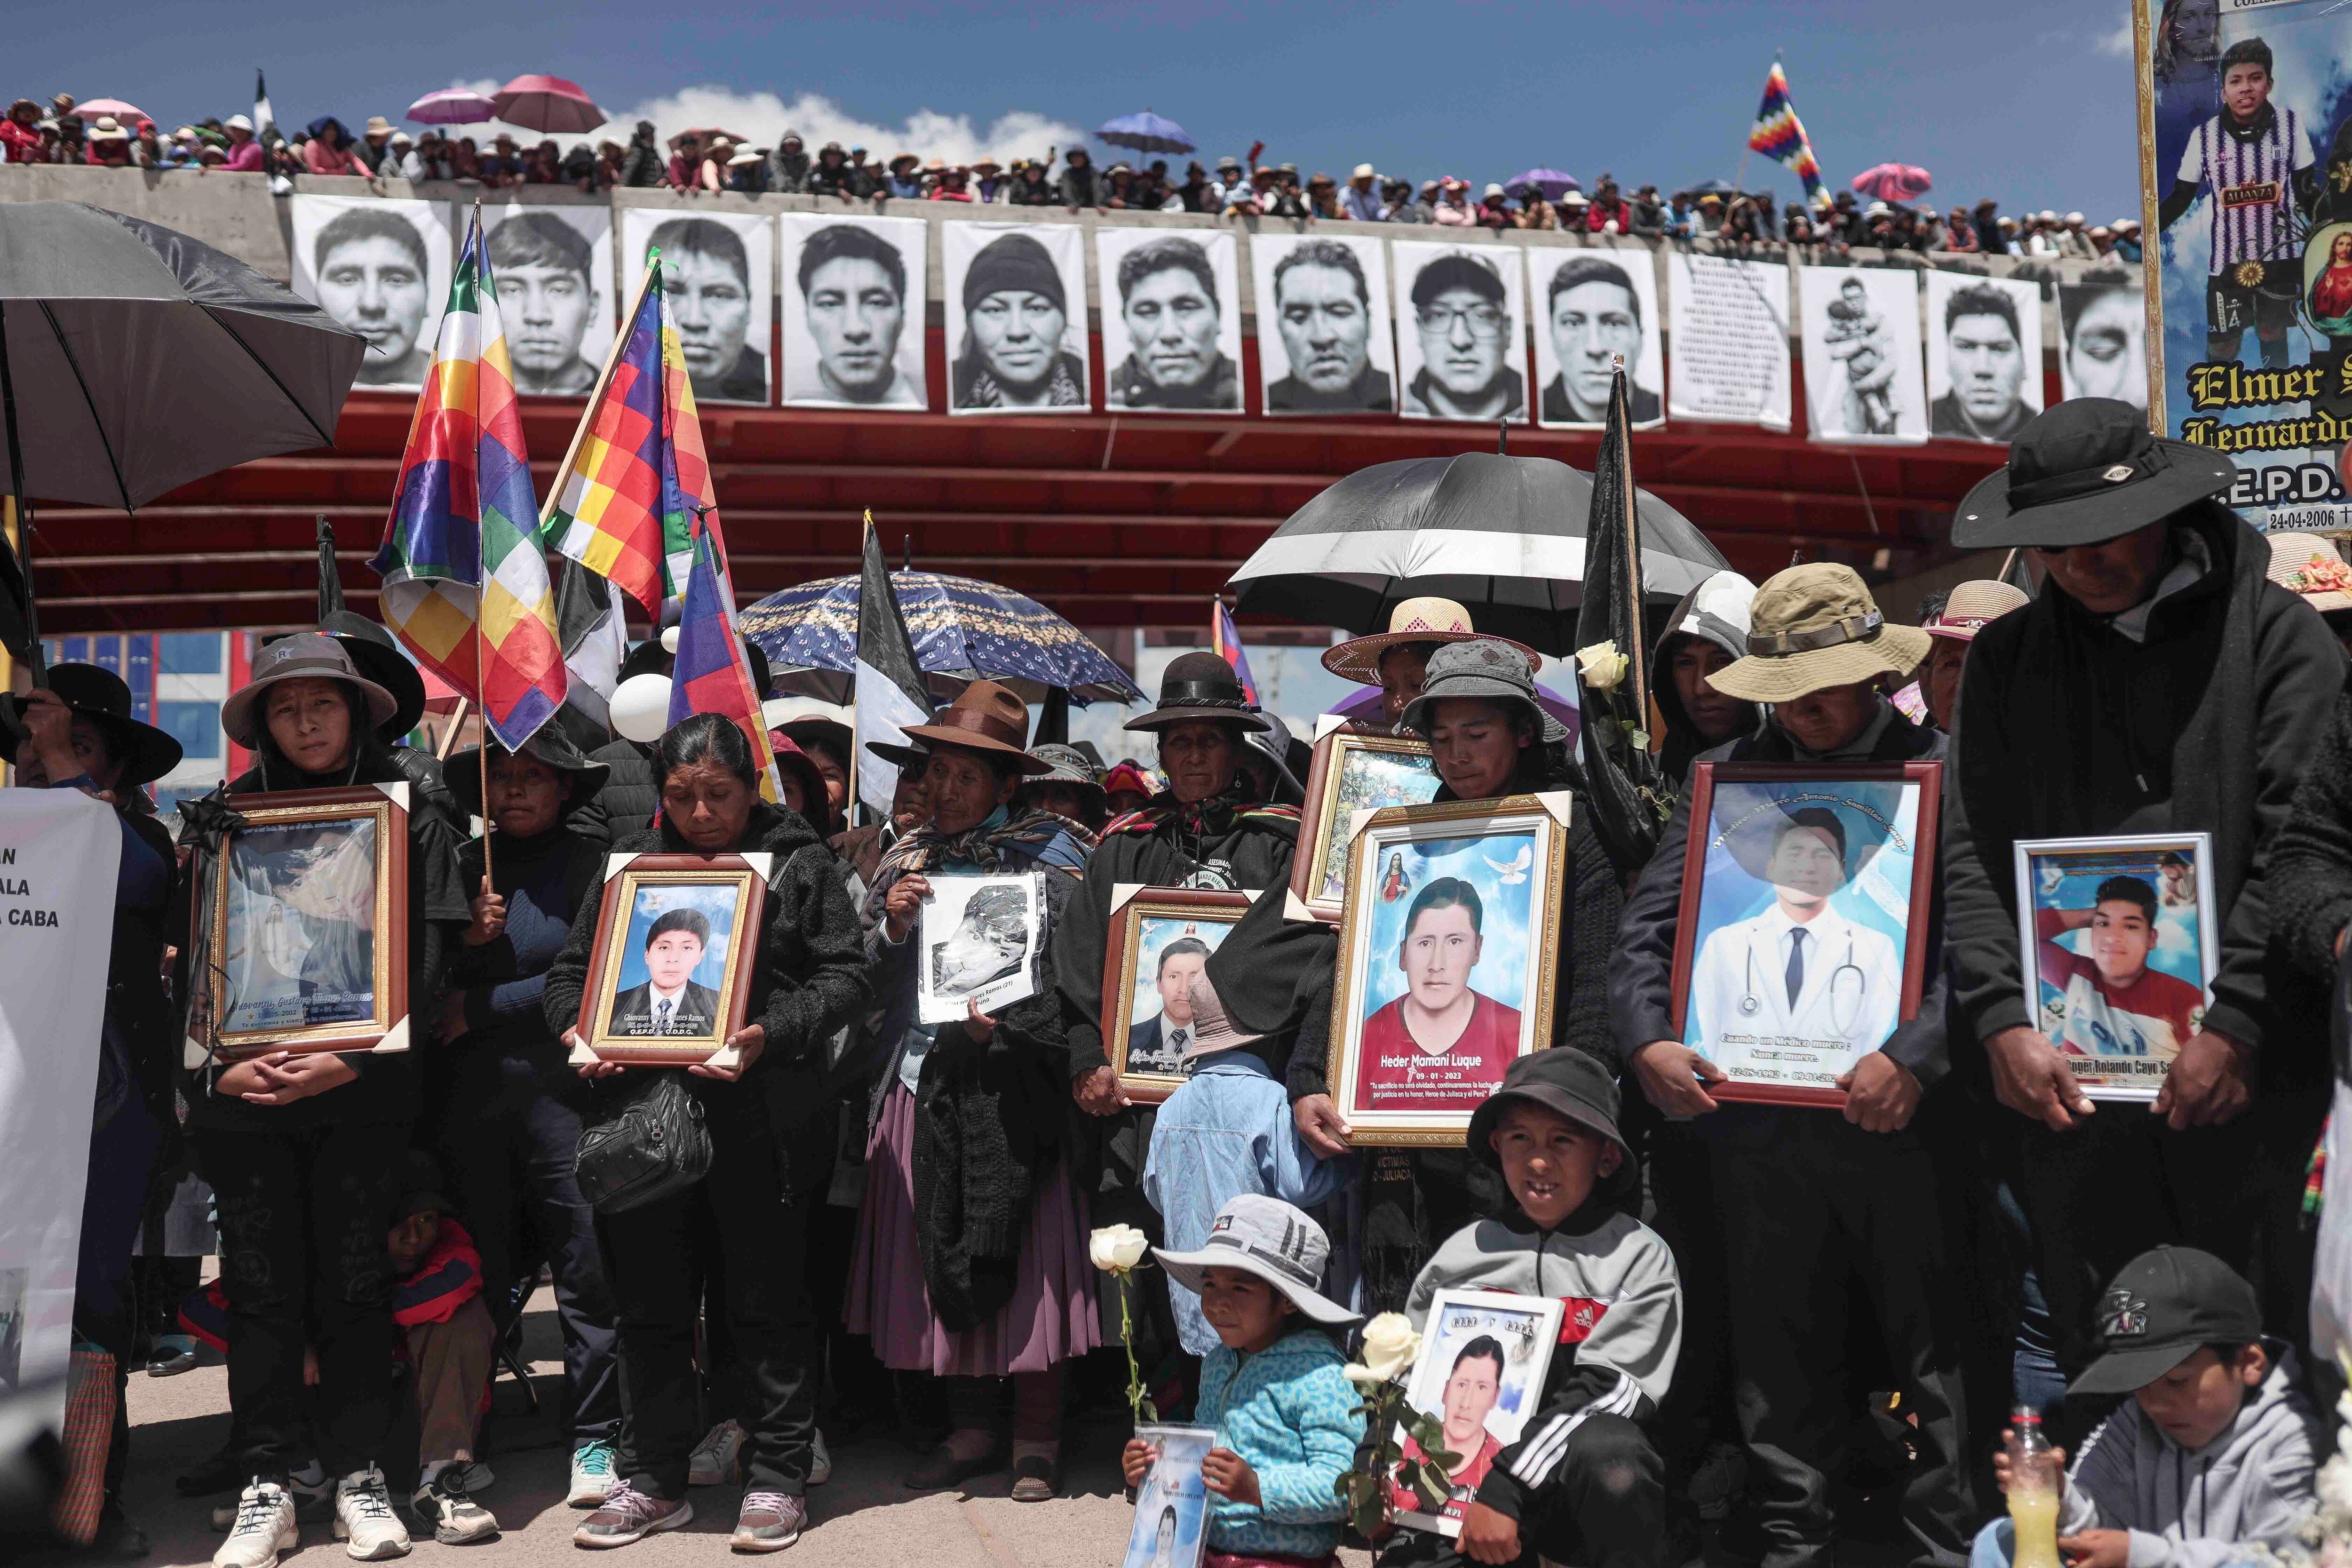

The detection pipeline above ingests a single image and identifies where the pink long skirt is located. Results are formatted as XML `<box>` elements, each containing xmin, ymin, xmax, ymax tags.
<box><xmin>845</xmin><ymin>1083</ymin><xmax>1102</xmax><ymax>1376</ymax></box>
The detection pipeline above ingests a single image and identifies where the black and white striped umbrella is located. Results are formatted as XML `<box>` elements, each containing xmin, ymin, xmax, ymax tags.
<box><xmin>1227</xmin><ymin>453</ymin><xmax>1728</xmax><ymax>653</ymax></box>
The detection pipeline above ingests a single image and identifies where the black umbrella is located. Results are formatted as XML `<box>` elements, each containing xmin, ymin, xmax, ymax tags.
<box><xmin>0</xmin><ymin>201</ymin><xmax>366</xmax><ymax>667</ymax></box>
<box><xmin>1224</xmin><ymin>452</ymin><xmax>1728</xmax><ymax>655</ymax></box>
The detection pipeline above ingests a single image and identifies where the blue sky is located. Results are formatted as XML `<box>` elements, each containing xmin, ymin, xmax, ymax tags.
<box><xmin>20</xmin><ymin>0</ymin><xmax>2139</xmax><ymax>217</ymax></box>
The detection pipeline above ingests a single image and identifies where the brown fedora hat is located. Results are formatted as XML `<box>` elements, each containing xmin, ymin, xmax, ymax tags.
<box><xmin>866</xmin><ymin>679</ymin><xmax>1051</xmax><ymax>773</ymax></box>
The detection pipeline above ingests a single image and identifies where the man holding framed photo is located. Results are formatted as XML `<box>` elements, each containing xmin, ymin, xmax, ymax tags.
<box><xmin>1609</xmin><ymin>565</ymin><xmax>1977</xmax><ymax>1563</ymax></box>
<box><xmin>1945</xmin><ymin>398</ymin><xmax>2344</xmax><ymax>1393</ymax></box>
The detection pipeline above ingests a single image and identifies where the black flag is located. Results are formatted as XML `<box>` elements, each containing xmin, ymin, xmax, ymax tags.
<box><xmin>1032</xmin><ymin>686</ymin><xmax>1070</xmax><ymax>747</ymax></box>
<box><xmin>852</xmin><ymin>512</ymin><xmax>931</xmax><ymax>818</ymax></box>
<box><xmin>315</xmin><ymin>515</ymin><xmax>343</xmax><ymax>621</ymax></box>
<box><xmin>1572</xmin><ymin>366</ymin><xmax>1668</xmax><ymax>870</ymax></box>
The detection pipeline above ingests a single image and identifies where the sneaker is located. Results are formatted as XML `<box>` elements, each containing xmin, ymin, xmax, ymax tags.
<box><xmin>212</xmin><ymin>1482</ymin><xmax>297</xmax><ymax>1568</ymax></box>
<box><xmin>146</xmin><ymin>1334</ymin><xmax>199</xmax><ymax>1377</ymax></box>
<box><xmin>688</xmin><ymin>1419</ymin><xmax>746</xmax><ymax>1488</ymax></box>
<box><xmin>411</xmin><ymin>1466</ymin><xmax>499</xmax><ymax>1545</ymax></box>
<box><xmin>331</xmin><ymin>1467</ymin><xmax>412</xmax><ymax>1560</ymax></box>
<box><xmin>573</xmin><ymin>1483</ymin><xmax>693</xmax><ymax>1549</ymax></box>
<box><xmin>731</xmin><ymin>1491</ymin><xmax>805</xmax><ymax>1552</ymax></box>
<box><xmin>214</xmin><ymin>1466</ymin><xmax>331</xmax><ymax>1533</ymax></box>
<box><xmin>569</xmin><ymin>1440</ymin><xmax>619</xmax><ymax>1507</ymax></box>
<box><xmin>808</xmin><ymin>1430</ymin><xmax>831</xmax><ymax>1488</ymax></box>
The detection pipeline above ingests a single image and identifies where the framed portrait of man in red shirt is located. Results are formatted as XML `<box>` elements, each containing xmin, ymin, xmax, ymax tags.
<box><xmin>1327</xmin><ymin>796</ymin><xmax>1569</xmax><ymax>1144</ymax></box>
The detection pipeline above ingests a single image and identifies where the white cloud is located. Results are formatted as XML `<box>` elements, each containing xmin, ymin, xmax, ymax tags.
<box><xmin>2095</xmin><ymin>16</ymin><xmax>2134</xmax><ymax>56</ymax></box>
<box><xmin>435</xmin><ymin>78</ymin><xmax>1086</xmax><ymax>165</ymax></box>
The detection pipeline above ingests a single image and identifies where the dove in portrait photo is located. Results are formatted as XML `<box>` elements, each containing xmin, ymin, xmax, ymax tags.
<box><xmin>1483</xmin><ymin>845</ymin><xmax>1533</xmax><ymax>885</ymax></box>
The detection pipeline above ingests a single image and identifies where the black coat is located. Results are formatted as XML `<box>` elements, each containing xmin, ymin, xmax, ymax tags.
<box><xmin>540</xmin><ymin>801</ymin><xmax>870</xmax><ymax>1193</ymax></box>
<box><xmin>571</xmin><ymin>739</ymin><xmax>659</xmax><ymax>854</ymax></box>
<box><xmin>1944</xmin><ymin>503</ymin><xmax>2344</xmax><ymax>1082</ymax></box>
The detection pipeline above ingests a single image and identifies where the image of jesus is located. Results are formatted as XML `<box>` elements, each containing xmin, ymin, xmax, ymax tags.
<box><xmin>1357</xmin><ymin>876</ymin><xmax>1521</xmax><ymax>1110</ymax></box>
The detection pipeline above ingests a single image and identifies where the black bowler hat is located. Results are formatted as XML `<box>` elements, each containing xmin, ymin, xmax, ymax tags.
<box><xmin>0</xmin><ymin>662</ymin><xmax>183</xmax><ymax>786</ymax></box>
<box><xmin>446</xmin><ymin>727</ymin><xmax>612</xmax><ymax>820</ymax></box>
<box><xmin>2067</xmin><ymin>1245</ymin><xmax>2263</xmax><ymax>1397</ymax></box>
<box><xmin>1952</xmin><ymin>398</ymin><xmax>2236</xmax><ymax>550</ymax></box>
<box><xmin>1123</xmin><ymin>651</ymin><xmax>1273</xmax><ymax>734</ymax></box>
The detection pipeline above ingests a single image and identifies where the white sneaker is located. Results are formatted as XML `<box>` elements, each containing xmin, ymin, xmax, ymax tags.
<box><xmin>213</xmin><ymin>1482</ymin><xmax>298</xmax><ymax>1568</ymax></box>
<box><xmin>568</xmin><ymin>1439</ymin><xmax>618</xmax><ymax>1507</ymax></box>
<box><xmin>411</xmin><ymin>1465</ymin><xmax>500</xmax><ymax>1545</ymax></box>
<box><xmin>332</xmin><ymin>1467</ymin><xmax>412</xmax><ymax>1560</ymax></box>
<box><xmin>809</xmin><ymin>1428</ymin><xmax>832</xmax><ymax>1487</ymax></box>
<box><xmin>686</xmin><ymin>1419</ymin><xmax>745</xmax><ymax>1488</ymax></box>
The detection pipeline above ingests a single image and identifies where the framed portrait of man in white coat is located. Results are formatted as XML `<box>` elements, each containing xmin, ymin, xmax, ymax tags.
<box><xmin>1667</xmin><ymin>762</ymin><xmax>1941</xmax><ymax>1108</ymax></box>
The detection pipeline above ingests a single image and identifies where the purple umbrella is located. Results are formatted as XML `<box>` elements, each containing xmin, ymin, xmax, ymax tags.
<box><xmin>406</xmin><ymin>88</ymin><xmax>498</xmax><ymax>125</ymax></box>
<box><xmin>1333</xmin><ymin>682</ymin><xmax>1581</xmax><ymax>747</ymax></box>
<box><xmin>1504</xmin><ymin>168</ymin><xmax>1578</xmax><ymax>200</ymax></box>
<box><xmin>1097</xmin><ymin>110</ymin><xmax>1195</xmax><ymax>155</ymax></box>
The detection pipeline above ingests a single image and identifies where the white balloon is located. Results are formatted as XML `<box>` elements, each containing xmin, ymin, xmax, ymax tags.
<box><xmin>611</xmin><ymin>674</ymin><xmax>674</xmax><ymax>744</ymax></box>
<box><xmin>660</xmin><ymin>625</ymin><xmax>681</xmax><ymax>654</ymax></box>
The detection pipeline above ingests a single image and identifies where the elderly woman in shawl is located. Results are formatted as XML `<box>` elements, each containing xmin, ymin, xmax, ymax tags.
<box><xmin>842</xmin><ymin>682</ymin><xmax>1101</xmax><ymax>1503</ymax></box>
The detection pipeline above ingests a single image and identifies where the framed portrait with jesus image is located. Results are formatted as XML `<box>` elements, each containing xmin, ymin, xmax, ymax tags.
<box><xmin>2012</xmin><ymin>833</ymin><xmax>2217</xmax><ymax>1102</ymax></box>
<box><xmin>572</xmin><ymin>854</ymin><xmax>767</xmax><ymax>1067</ymax></box>
<box><xmin>1326</xmin><ymin>796</ymin><xmax>1569</xmax><ymax>1145</ymax></box>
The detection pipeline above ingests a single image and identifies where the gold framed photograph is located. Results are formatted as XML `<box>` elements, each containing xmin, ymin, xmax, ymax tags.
<box><xmin>1326</xmin><ymin>795</ymin><xmax>1570</xmax><ymax>1145</ymax></box>
<box><xmin>197</xmin><ymin>785</ymin><xmax>411</xmax><ymax>1061</ymax></box>
<box><xmin>573</xmin><ymin>853</ymin><xmax>768</xmax><ymax>1067</ymax></box>
<box><xmin>1098</xmin><ymin>887</ymin><xmax>1254</xmax><ymax>1105</ymax></box>
<box><xmin>1289</xmin><ymin>725</ymin><xmax>1442</xmax><ymax>923</ymax></box>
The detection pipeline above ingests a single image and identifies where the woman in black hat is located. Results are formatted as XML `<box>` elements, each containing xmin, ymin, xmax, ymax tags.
<box><xmin>7</xmin><ymin>665</ymin><xmax>184</xmax><ymax>1552</ymax></box>
<box><xmin>951</xmin><ymin>231</ymin><xmax>1087</xmax><ymax>409</ymax></box>
<box><xmin>434</xmin><ymin>730</ymin><xmax>625</xmax><ymax>1510</ymax></box>
<box><xmin>192</xmin><ymin>632</ymin><xmax>471</xmax><ymax>1564</ymax></box>
<box><xmin>846</xmin><ymin>682</ymin><xmax>1099</xmax><ymax>1500</ymax></box>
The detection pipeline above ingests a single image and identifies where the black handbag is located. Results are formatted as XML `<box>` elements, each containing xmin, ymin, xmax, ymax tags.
<box><xmin>575</xmin><ymin>1072</ymin><xmax>713</xmax><ymax>1214</ymax></box>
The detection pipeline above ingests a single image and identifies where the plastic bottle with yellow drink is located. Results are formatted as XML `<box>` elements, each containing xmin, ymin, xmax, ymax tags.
<box><xmin>2004</xmin><ymin>1405</ymin><xmax>2062</xmax><ymax>1568</ymax></box>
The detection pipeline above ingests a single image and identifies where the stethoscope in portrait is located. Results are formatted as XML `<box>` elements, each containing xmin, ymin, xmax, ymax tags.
<box><xmin>1736</xmin><ymin>929</ymin><xmax>1867</xmax><ymax>1036</ymax></box>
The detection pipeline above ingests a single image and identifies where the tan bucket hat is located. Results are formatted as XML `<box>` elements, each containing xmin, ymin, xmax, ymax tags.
<box><xmin>1321</xmin><ymin>596</ymin><xmax>1538</xmax><ymax>684</ymax></box>
<box><xmin>1708</xmin><ymin>564</ymin><xmax>1928</xmax><ymax>704</ymax></box>
<box><xmin>219</xmin><ymin>632</ymin><xmax>401</xmax><ymax>749</ymax></box>
<box><xmin>2265</xmin><ymin>532</ymin><xmax>2352</xmax><ymax>614</ymax></box>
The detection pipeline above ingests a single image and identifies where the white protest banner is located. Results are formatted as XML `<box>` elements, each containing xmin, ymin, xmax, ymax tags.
<box><xmin>1668</xmin><ymin>252</ymin><xmax>1791</xmax><ymax>429</ymax></box>
<box><xmin>0</xmin><ymin>789</ymin><xmax>122</xmax><ymax>1417</ymax></box>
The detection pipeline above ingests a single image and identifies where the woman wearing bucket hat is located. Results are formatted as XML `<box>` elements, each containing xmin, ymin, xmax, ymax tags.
<box><xmin>1945</xmin><ymin>398</ymin><xmax>2343</xmax><ymax>1393</ymax></box>
<box><xmin>192</xmin><ymin>633</ymin><xmax>473</xmax><ymax>1568</ymax></box>
<box><xmin>1019</xmin><ymin>741</ymin><xmax>1109</xmax><ymax>834</ymax></box>
<box><xmin>544</xmin><ymin>713</ymin><xmax>867</xmax><ymax>1552</ymax></box>
<box><xmin>1320</xmin><ymin>597</ymin><xmax>1539</xmax><ymax>727</ymax></box>
<box><xmin>7</xmin><ymin>666</ymin><xmax>183</xmax><ymax>1553</ymax></box>
<box><xmin>845</xmin><ymin>682</ymin><xmax>1100</xmax><ymax>1500</ymax></box>
<box><xmin>1605</xmin><ymin>565</ymin><xmax>1977</xmax><ymax>1564</ymax></box>
<box><xmin>432</xmin><ymin>729</ymin><xmax>623</xmax><ymax>1509</ymax></box>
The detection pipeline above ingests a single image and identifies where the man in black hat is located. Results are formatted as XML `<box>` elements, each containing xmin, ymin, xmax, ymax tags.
<box><xmin>1943</xmin><ymin>398</ymin><xmax>2344</xmax><ymax>1401</ymax></box>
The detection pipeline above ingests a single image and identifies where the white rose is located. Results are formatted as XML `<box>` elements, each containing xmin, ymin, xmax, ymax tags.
<box><xmin>1576</xmin><ymin>640</ymin><xmax>1629</xmax><ymax>693</ymax></box>
<box><xmin>1349</xmin><ymin>1312</ymin><xmax>1421</xmax><ymax>1386</ymax></box>
<box><xmin>1089</xmin><ymin>1223</ymin><xmax>1149</xmax><ymax>1274</ymax></box>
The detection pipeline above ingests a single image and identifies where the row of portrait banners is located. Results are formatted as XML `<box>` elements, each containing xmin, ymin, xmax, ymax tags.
<box><xmin>174</xmin><ymin>736</ymin><xmax>2223</xmax><ymax>1142</ymax></box>
<box><xmin>286</xmin><ymin>193</ymin><xmax>2146</xmax><ymax>443</ymax></box>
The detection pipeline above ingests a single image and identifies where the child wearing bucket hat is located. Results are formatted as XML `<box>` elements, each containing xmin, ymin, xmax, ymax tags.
<box><xmin>1608</xmin><ymin>563</ymin><xmax>1973</xmax><ymax>1561</ymax></box>
<box><xmin>1123</xmin><ymin>1195</ymin><xmax>1365</xmax><ymax>1566</ymax></box>
<box><xmin>1391</xmin><ymin>1049</ymin><xmax>1680</xmax><ymax>1566</ymax></box>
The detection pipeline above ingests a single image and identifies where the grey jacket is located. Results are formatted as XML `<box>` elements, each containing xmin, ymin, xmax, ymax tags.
<box><xmin>2058</xmin><ymin>1344</ymin><xmax>2321</xmax><ymax>1565</ymax></box>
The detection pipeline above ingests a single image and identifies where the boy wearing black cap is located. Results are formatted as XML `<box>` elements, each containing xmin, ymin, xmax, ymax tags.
<box><xmin>1390</xmin><ymin>1049</ymin><xmax>1681</xmax><ymax>1568</ymax></box>
<box><xmin>1979</xmin><ymin>1245</ymin><xmax>2319</xmax><ymax>1566</ymax></box>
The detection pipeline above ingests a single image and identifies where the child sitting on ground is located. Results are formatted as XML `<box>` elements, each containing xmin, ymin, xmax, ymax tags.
<box><xmin>1391</xmin><ymin>1048</ymin><xmax>1683</xmax><ymax>1568</ymax></box>
<box><xmin>385</xmin><ymin>1156</ymin><xmax>501</xmax><ymax>1546</ymax></box>
<box><xmin>1977</xmin><ymin>1245</ymin><xmax>2320</xmax><ymax>1568</ymax></box>
<box><xmin>1122</xmin><ymin>1195</ymin><xmax>1366</xmax><ymax>1568</ymax></box>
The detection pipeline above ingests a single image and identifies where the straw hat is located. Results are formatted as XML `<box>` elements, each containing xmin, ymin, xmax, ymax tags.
<box><xmin>866</xmin><ymin>680</ymin><xmax>1050</xmax><ymax>773</ymax></box>
<box><xmin>2265</xmin><ymin>532</ymin><xmax>2352</xmax><ymax>614</ymax></box>
<box><xmin>1922</xmin><ymin>580</ymin><xmax>2031</xmax><ymax>642</ymax></box>
<box><xmin>219</xmin><ymin>633</ymin><xmax>400</xmax><ymax>748</ymax></box>
<box><xmin>1707</xmin><ymin>564</ymin><xmax>1929</xmax><ymax>703</ymax></box>
<box><xmin>1322</xmin><ymin>596</ymin><xmax>1538</xmax><ymax>684</ymax></box>
<box><xmin>87</xmin><ymin>115</ymin><xmax>128</xmax><ymax>142</ymax></box>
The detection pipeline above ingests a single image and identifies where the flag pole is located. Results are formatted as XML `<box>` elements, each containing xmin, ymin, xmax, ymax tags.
<box><xmin>470</xmin><ymin>195</ymin><xmax>493</xmax><ymax>888</ymax></box>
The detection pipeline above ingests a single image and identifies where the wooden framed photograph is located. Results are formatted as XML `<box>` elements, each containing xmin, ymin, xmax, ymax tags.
<box><xmin>1099</xmin><ymin>887</ymin><xmax>1254</xmax><ymax>1105</ymax></box>
<box><xmin>1389</xmin><ymin>1289</ymin><xmax>1566</xmax><ymax>1538</ymax></box>
<box><xmin>2013</xmin><ymin>832</ymin><xmax>2217</xmax><ymax>1102</ymax></box>
<box><xmin>573</xmin><ymin>853</ymin><xmax>767</xmax><ymax>1067</ymax></box>
<box><xmin>198</xmin><ymin>785</ymin><xmax>410</xmax><ymax>1061</ymax></box>
<box><xmin>1121</xmin><ymin>1423</ymin><xmax>1214</xmax><ymax>1568</ymax></box>
<box><xmin>919</xmin><ymin>873</ymin><xmax>1045</xmax><ymax>1025</ymax></box>
<box><xmin>1289</xmin><ymin>725</ymin><xmax>1442</xmax><ymax>923</ymax></box>
<box><xmin>1669</xmin><ymin>762</ymin><xmax>1942</xmax><ymax>1108</ymax></box>
<box><xmin>1326</xmin><ymin>796</ymin><xmax>1570</xmax><ymax>1145</ymax></box>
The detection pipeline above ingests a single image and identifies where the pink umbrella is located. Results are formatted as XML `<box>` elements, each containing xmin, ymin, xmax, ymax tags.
<box><xmin>491</xmin><ymin>74</ymin><xmax>606</xmax><ymax>135</ymax></box>
<box><xmin>406</xmin><ymin>88</ymin><xmax>498</xmax><ymax>125</ymax></box>
<box><xmin>1851</xmin><ymin>163</ymin><xmax>1933</xmax><ymax>202</ymax></box>
<box><xmin>75</xmin><ymin>97</ymin><xmax>150</xmax><ymax>122</ymax></box>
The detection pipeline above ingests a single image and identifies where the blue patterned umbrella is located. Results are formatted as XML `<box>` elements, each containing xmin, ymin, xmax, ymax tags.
<box><xmin>739</xmin><ymin>571</ymin><xmax>1145</xmax><ymax>706</ymax></box>
<box><xmin>1096</xmin><ymin>111</ymin><xmax>1195</xmax><ymax>156</ymax></box>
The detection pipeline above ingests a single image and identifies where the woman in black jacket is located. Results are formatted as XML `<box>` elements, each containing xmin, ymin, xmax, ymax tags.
<box><xmin>547</xmin><ymin>715</ymin><xmax>866</xmax><ymax>1553</ymax></box>
<box><xmin>191</xmin><ymin>633</ymin><xmax>470</xmax><ymax>1567</ymax></box>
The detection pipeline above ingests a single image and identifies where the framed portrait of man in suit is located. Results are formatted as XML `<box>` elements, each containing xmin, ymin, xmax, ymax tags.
<box><xmin>574</xmin><ymin>855</ymin><xmax>766</xmax><ymax>1067</ymax></box>
<box><xmin>1668</xmin><ymin>762</ymin><xmax>1941</xmax><ymax>1107</ymax></box>
<box><xmin>1100</xmin><ymin>888</ymin><xmax>1253</xmax><ymax>1105</ymax></box>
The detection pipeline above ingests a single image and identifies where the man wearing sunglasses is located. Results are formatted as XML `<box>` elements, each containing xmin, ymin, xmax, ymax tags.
<box><xmin>1403</xmin><ymin>253</ymin><xmax>1525</xmax><ymax>421</ymax></box>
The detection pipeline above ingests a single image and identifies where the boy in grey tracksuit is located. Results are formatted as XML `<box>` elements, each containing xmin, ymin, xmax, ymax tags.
<box><xmin>1977</xmin><ymin>1245</ymin><xmax>2320</xmax><ymax>1567</ymax></box>
<box><xmin>1390</xmin><ymin>1048</ymin><xmax>1682</xmax><ymax>1568</ymax></box>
